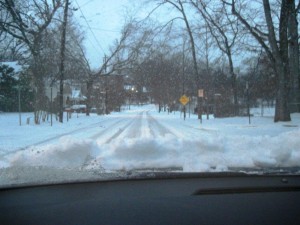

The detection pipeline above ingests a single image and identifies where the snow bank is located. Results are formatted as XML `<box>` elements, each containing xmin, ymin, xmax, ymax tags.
<box><xmin>94</xmin><ymin>129</ymin><xmax>300</xmax><ymax>172</ymax></box>
<box><xmin>9</xmin><ymin>136</ymin><xmax>96</xmax><ymax>169</ymax></box>
<box><xmin>4</xmin><ymin>127</ymin><xmax>300</xmax><ymax>173</ymax></box>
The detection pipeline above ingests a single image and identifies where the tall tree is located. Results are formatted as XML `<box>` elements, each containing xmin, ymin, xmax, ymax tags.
<box><xmin>0</xmin><ymin>0</ymin><xmax>63</xmax><ymax>123</ymax></box>
<box><xmin>229</xmin><ymin>0</ymin><xmax>293</xmax><ymax>122</ymax></box>
<box><xmin>58</xmin><ymin>0</ymin><xmax>69</xmax><ymax>123</ymax></box>
<box><xmin>191</xmin><ymin>0</ymin><xmax>241</xmax><ymax>115</ymax></box>
<box><xmin>84</xmin><ymin>21</ymin><xmax>137</xmax><ymax>115</ymax></box>
<box><xmin>160</xmin><ymin>0</ymin><xmax>202</xmax><ymax>118</ymax></box>
<box><xmin>287</xmin><ymin>0</ymin><xmax>300</xmax><ymax>112</ymax></box>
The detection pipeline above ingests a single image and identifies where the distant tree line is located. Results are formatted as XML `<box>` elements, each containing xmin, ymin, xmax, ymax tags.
<box><xmin>1</xmin><ymin>0</ymin><xmax>299</xmax><ymax>123</ymax></box>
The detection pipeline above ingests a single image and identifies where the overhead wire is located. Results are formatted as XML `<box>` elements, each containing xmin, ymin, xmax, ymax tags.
<box><xmin>80</xmin><ymin>26</ymin><xmax>119</xmax><ymax>33</ymax></box>
<box><xmin>77</xmin><ymin>0</ymin><xmax>94</xmax><ymax>8</ymax></box>
<box><xmin>74</xmin><ymin>0</ymin><xmax>106</xmax><ymax>54</ymax></box>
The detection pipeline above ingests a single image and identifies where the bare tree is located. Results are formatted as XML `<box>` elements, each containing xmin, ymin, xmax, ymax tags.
<box><xmin>288</xmin><ymin>0</ymin><xmax>300</xmax><ymax>112</ymax></box>
<box><xmin>58</xmin><ymin>0</ymin><xmax>69</xmax><ymax>123</ymax></box>
<box><xmin>191</xmin><ymin>0</ymin><xmax>242</xmax><ymax>115</ymax></box>
<box><xmin>0</xmin><ymin>0</ymin><xmax>63</xmax><ymax>123</ymax></box>
<box><xmin>228</xmin><ymin>0</ymin><xmax>293</xmax><ymax>122</ymax></box>
<box><xmin>83</xmin><ymin>21</ymin><xmax>138</xmax><ymax>115</ymax></box>
<box><xmin>157</xmin><ymin>0</ymin><xmax>203</xmax><ymax>118</ymax></box>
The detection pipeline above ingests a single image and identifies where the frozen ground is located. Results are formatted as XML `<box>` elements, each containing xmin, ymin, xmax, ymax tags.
<box><xmin>1</xmin><ymin>104</ymin><xmax>300</xmax><ymax>186</ymax></box>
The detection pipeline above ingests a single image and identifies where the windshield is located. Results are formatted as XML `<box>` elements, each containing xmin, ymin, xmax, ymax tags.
<box><xmin>1</xmin><ymin>0</ymin><xmax>300</xmax><ymax>187</ymax></box>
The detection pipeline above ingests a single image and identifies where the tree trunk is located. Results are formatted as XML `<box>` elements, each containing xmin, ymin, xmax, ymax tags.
<box><xmin>263</xmin><ymin>0</ymin><xmax>291</xmax><ymax>122</ymax></box>
<box><xmin>58</xmin><ymin>0</ymin><xmax>69</xmax><ymax>123</ymax></box>
<box><xmin>287</xmin><ymin>0</ymin><xmax>300</xmax><ymax>112</ymax></box>
<box><xmin>228</xmin><ymin>52</ymin><xmax>238</xmax><ymax>116</ymax></box>
<box><xmin>166</xmin><ymin>0</ymin><xmax>201</xmax><ymax>118</ymax></box>
<box><xmin>32</xmin><ymin>55</ymin><xmax>46</xmax><ymax>124</ymax></box>
<box><xmin>178</xmin><ymin>2</ymin><xmax>201</xmax><ymax>119</ymax></box>
<box><xmin>86</xmin><ymin>78</ymin><xmax>93</xmax><ymax>116</ymax></box>
<box><xmin>231</xmin><ymin>0</ymin><xmax>292</xmax><ymax>121</ymax></box>
<box><xmin>274</xmin><ymin>63</ymin><xmax>291</xmax><ymax>122</ymax></box>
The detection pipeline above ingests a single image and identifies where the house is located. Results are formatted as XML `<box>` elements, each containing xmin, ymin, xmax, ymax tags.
<box><xmin>45</xmin><ymin>80</ymin><xmax>87</xmax><ymax>108</ymax></box>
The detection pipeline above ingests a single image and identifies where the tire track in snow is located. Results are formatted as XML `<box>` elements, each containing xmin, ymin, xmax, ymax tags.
<box><xmin>146</xmin><ymin>111</ymin><xmax>175</xmax><ymax>137</ymax></box>
<box><xmin>178</xmin><ymin>123</ymin><xmax>219</xmax><ymax>134</ymax></box>
<box><xmin>146</xmin><ymin>112</ymin><xmax>216</xmax><ymax>138</ymax></box>
<box><xmin>104</xmin><ymin>111</ymin><xmax>145</xmax><ymax>144</ymax></box>
<box><xmin>123</xmin><ymin>111</ymin><xmax>144</xmax><ymax>139</ymax></box>
<box><xmin>81</xmin><ymin>111</ymin><xmax>145</xmax><ymax>169</ymax></box>
<box><xmin>89</xmin><ymin>118</ymin><xmax>126</xmax><ymax>140</ymax></box>
<box><xmin>2</xmin><ymin>118</ymin><xmax>117</xmax><ymax>156</ymax></box>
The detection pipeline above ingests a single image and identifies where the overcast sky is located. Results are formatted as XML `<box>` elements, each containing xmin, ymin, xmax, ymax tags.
<box><xmin>72</xmin><ymin>1</ymin><xmax>228</xmax><ymax>71</ymax></box>
<box><xmin>73</xmin><ymin>0</ymin><xmax>139</xmax><ymax>70</ymax></box>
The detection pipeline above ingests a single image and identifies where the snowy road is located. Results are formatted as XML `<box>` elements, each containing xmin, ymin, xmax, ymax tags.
<box><xmin>1</xmin><ymin>104</ymin><xmax>300</xmax><ymax>174</ymax></box>
<box><xmin>27</xmin><ymin>110</ymin><xmax>170</xmax><ymax>145</ymax></box>
<box><xmin>30</xmin><ymin>108</ymin><xmax>178</xmax><ymax>147</ymax></box>
<box><xmin>94</xmin><ymin>110</ymin><xmax>175</xmax><ymax>143</ymax></box>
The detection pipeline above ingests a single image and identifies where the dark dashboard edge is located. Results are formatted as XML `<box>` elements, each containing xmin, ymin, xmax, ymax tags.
<box><xmin>1</xmin><ymin>171</ymin><xmax>300</xmax><ymax>191</ymax></box>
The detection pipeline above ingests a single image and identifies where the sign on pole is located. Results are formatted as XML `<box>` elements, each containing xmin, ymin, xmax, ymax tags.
<box><xmin>198</xmin><ymin>89</ymin><xmax>204</xmax><ymax>97</ymax></box>
<box><xmin>179</xmin><ymin>95</ymin><xmax>190</xmax><ymax>106</ymax></box>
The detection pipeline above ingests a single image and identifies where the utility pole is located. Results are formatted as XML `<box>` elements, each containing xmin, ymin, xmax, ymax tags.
<box><xmin>50</xmin><ymin>85</ymin><xmax>53</xmax><ymax>126</ymax></box>
<box><xmin>182</xmin><ymin>39</ymin><xmax>186</xmax><ymax>120</ymax></box>
<box><xmin>59</xmin><ymin>0</ymin><xmax>69</xmax><ymax>123</ymax></box>
<box><xmin>103</xmin><ymin>55</ymin><xmax>109</xmax><ymax>114</ymax></box>
<box><xmin>246</xmin><ymin>81</ymin><xmax>251</xmax><ymax>124</ymax></box>
<box><xmin>18</xmin><ymin>85</ymin><xmax>21</xmax><ymax>126</ymax></box>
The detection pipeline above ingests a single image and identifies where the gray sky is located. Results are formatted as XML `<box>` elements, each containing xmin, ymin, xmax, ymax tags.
<box><xmin>73</xmin><ymin>0</ymin><xmax>136</xmax><ymax>70</ymax></box>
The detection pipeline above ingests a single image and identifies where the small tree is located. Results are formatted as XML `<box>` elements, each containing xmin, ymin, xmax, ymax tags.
<box><xmin>0</xmin><ymin>65</ymin><xmax>18</xmax><ymax>112</ymax></box>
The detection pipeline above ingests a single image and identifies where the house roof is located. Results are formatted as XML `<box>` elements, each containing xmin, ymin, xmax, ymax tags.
<box><xmin>71</xmin><ymin>89</ymin><xmax>86</xmax><ymax>100</ymax></box>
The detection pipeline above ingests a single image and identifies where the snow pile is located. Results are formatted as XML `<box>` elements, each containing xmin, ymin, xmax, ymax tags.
<box><xmin>94</xmin><ymin>129</ymin><xmax>300</xmax><ymax>172</ymax></box>
<box><xmin>252</xmin><ymin>130</ymin><xmax>300</xmax><ymax>167</ymax></box>
<box><xmin>9</xmin><ymin>136</ymin><xmax>96</xmax><ymax>169</ymax></box>
<box><xmin>4</xmin><ymin>124</ymin><xmax>300</xmax><ymax>172</ymax></box>
<box><xmin>0</xmin><ymin>112</ymin><xmax>103</xmax><ymax>153</ymax></box>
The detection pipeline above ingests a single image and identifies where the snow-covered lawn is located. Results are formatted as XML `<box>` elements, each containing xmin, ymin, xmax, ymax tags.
<box><xmin>1</xmin><ymin>104</ymin><xmax>300</xmax><ymax>186</ymax></box>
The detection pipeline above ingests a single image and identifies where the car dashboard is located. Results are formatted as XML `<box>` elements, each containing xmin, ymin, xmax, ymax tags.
<box><xmin>1</xmin><ymin>172</ymin><xmax>300</xmax><ymax>225</ymax></box>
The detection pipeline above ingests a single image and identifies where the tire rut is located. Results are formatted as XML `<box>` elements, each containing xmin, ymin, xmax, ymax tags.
<box><xmin>104</xmin><ymin>111</ymin><xmax>144</xmax><ymax>144</ymax></box>
<box><xmin>90</xmin><ymin>118</ymin><xmax>125</xmax><ymax>140</ymax></box>
<box><xmin>82</xmin><ymin>111</ymin><xmax>145</xmax><ymax>169</ymax></box>
<box><xmin>146</xmin><ymin>111</ymin><xmax>175</xmax><ymax>137</ymax></box>
<box><xmin>2</xmin><ymin>118</ymin><xmax>113</xmax><ymax>156</ymax></box>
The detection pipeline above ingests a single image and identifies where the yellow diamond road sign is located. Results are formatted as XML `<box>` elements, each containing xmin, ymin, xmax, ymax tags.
<box><xmin>179</xmin><ymin>95</ymin><xmax>189</xmax><ymax>105</ymax></box>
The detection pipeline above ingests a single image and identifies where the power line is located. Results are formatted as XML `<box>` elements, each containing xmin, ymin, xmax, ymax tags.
<box><xmin>78</xmin><ymin>0</ymin><xmax>94</xmax><ymax>8</ymax></box>
<box><xmin>80</xmin><ymin>26</ymin><xmax>119</xmax><ymax>33</ymax></box>
<box><xmin>74</xmin><ymin>0</ymin><xmax>105</xmax><ymax>54</ymax></box>
<box><xmin>66</xmin><ymin>0</ymin><xmax>103</xmax><ymax>54</ymax></box>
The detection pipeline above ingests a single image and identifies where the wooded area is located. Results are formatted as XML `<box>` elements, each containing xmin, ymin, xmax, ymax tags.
<box><xmin>1</xmin><ymin>0</ymin><xmax>299</xmax><ymax>123</ymax></box>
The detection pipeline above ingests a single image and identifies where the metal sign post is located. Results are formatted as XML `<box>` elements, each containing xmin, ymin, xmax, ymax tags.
<box><xmin>18</xmin><ymin>85</ymin><xmax>21</xmax><ymax>126</ymax></box>
<box><xmin>179</xmin><ymin>95</ymin><xmax>190</xmax><ymax>120</ymax></box>
<box><xmin>246</xmin><ymin>82</ymin><xmax>251</xmax><ymax>124</ymax></box>
<box><xmin>198</xmin><ymin>89</ymin><xmax>204</xmax><ymax>123</ymax></box>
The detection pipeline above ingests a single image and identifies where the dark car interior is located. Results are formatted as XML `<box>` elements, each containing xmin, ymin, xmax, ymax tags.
<box><xmin>1</xmin><ymin>172</ymin><xmax>300</xmax><ymax>225</ymax></box>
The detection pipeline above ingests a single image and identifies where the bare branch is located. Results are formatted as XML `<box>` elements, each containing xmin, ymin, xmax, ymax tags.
<box><xmin>230</xmin><ymin>0</ymin><xmax>274</xmax><ymax>63</ymax></box>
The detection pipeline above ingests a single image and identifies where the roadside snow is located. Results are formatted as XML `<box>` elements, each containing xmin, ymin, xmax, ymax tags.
<box><xmin>1</xmin><ymin>105</ymin><xmax>300</xmax><ymax>186</ymax></box>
